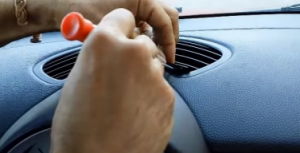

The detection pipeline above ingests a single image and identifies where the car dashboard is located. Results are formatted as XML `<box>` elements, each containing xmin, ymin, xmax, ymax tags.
<box><xmin>1</xmin><ymin>14</ymin><xmax>300</xmax><ymax>153</ymax></box>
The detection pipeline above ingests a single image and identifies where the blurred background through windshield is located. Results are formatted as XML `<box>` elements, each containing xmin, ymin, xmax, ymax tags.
<box><xmin>163</xmin><ymin>0</ymin><xmax>300</xmax><ymax>16</ymax></box>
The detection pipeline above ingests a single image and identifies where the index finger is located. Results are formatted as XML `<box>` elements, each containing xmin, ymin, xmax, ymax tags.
<box><xmin>158</xmin><ymin>0</ymin><xmax>179</xmax><ymax>43</ymax></box>
<box><xmin>136</xmin><ymin>0</ymin><xmax>176</xmax><ymax>63</ymax></box>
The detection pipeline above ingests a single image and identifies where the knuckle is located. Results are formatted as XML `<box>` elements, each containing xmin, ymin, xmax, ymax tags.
<box><xmin>104</xmin><ymin>8</ymin><xmax>133</xmax><ymax>21</ymax></box>
<box><xmin>169</xmin><ymin>7</ymin><xmax>179</xmax><ymax>17</ymax></box>
<box><xmin>112</xmin><ymin>8</ymin><xmax>130</xmax><ymax>13</ymax></box>
<box><xmin>166</xmin><ymin>18</ymin><xmax>172</xmax><ymax>26</ymax></box>
<box><xmin>164</xmin><ymin>84</ymin><xmax>175</xmax><ymax>106</ymax></box>
<box><xmin>117</xmin><ymin>39</ymin><xmax>148</xmax><ymax>63</ymax></box>
<box><xmin>120</xmin><ymin>43</ymin><xmax>149</xmax><ymax>69</ymax></box>
<box><xmin>141</xmin><ymin>0</ymin><xmax>153</xmax><ymax>7</ymax></box>
<box><xmin>158</xmin><ymin>19</ymin><xmax>172</xmax><ymax>34</ymax></box>
<box><xmin>114</xmin><ymin>8</ymin><xmax>133</xmax><ymax>16</ymax></box>
<box><xmin>129</xmin><ymin>40</ymin><xmax>149</xmax><ymax>58</ymax></box>
<box><xmin>86</xmin><ymin>29</ymin><xmax>122</xmax><ymax>56</ymax></box>
<box><xmin>92</xmin><ymin>28</ymin><xmax>115</xmax><ymax>43</ymax></box>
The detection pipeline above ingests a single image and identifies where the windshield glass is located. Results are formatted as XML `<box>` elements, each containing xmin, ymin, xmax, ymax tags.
<box><xmin>164</xmin><ymin>0</ymin><xmax>300</xmax><ymax>16</ymax></box>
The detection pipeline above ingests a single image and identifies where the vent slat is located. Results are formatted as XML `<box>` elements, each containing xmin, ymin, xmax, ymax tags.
<box><xmin>43</xmin><ymin>40</ymin><xmax>223</xmax><ymax>79</ymax></box>
<box><xmin>177</xmin><ymin>42</ymin><xmax>221</xmax><ymax>57</ymax></box>
<box><xmin>177</xmin><ymin>48</ymin><xmax>217</xmax><ymax>63</ymax></box>
<box><xmin>176</xmin><ymin>54</ymin><xmax>208</xmax><ymax>68</ymax></box>
<box><xmin>56</xmin><ymin>73</ymin><xmax>69</xmax><ymax>80</ymax></box>
<box><xmin>175</xmin><ymin>62</ymin><xmax>189</xmax><ymax>68</ymax></box>
<box><xmin>43</xmin><ymin>54</ymin><xmax>78</xmax><ymax>72</ymax></box>
<box><xmin>178</xmin><ymin>40</ymin><xmax>220</xmax><ymax>53</ymax></box>
<box><xmin>44</xmin><ymin>52</ymin><xmax>79</xmax><ymax>68</ymax></box>
<box><xmin>46</xmin><ymin>62</ymin><xmax>76</xmax><ymax>76</ymax></box>
<box><xmin>177</xmin><ymin>41</ymin><xmax>222</xmax><ymax>58</ymax></box>
<box><xmin>178</xmin><ymin>41</ymin><xmax>213</xmax><ymax>50</ymax></box>
<box><xmin>52</xmin><ymin>69</ymin><xmax>72</xmax><ymax>79</ymax></box>
<box><xmin>175</xmin><ymin>61</ymin><xmax>198</xmax><ymax>70</ymax></box>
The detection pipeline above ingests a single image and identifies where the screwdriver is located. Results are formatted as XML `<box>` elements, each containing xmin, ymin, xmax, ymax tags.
<box><xmin>60</xmin><ymin>12</ymin><xmax>187</xmax><ymax>75</ymax></box>
<box><xmin>61</xmin><ymin>12</ymin><xmax>140</xmax><ymax>42</ymax></box>
<box><xmin>61</xmin><ymin>12</ymin><xmax>95</xmax><ymax>42</ymax></box>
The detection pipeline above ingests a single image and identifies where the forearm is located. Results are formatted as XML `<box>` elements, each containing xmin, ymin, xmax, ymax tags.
<box><xmin>0</xmin><ymin>0</ymin><xmax>58</xmax><ymax>46</ymax></box>
<box><xmin>0</xmin><ymin>0</ymin><xmax>127</xmax><ymax>47</ymax></box>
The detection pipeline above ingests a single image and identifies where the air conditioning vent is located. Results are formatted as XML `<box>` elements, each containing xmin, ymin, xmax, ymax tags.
<box><xmin>172</xmin><ymin>40</ymin><xmax>222</xmax><ymax>73</ymax></box>
<box><xmin>42</xmin><ymin>39</ymin><xmax>224</xmax><ymax>80</ymax></box>
<box><xmin>43</xmin><ymin>51</ymin><xmax>79</xmax><ymax>80</ymax></box>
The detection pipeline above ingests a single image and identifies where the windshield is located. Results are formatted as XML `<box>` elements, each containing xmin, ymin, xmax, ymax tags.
<box><xmin>164</xmin><ymin>0</ymin><xmax>300</xmax><ymax>16</ymax></box>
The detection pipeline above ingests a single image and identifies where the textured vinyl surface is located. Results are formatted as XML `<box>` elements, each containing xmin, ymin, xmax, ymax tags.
<box><xmin>170</xmin><ymin>29</ymin><xmax>300</xmax><ymax>153</ymax></box>
<box><xmin>0</xmin><ymin>33</ymin><xmax>80</xmax><ymax>137</ymax></box>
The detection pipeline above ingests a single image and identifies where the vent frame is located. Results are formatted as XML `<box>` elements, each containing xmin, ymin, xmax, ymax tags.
<box><xmin>173</xmin><ymin>36</ymin><xmax>232</xmax><ymax>78</ymax></box>
<box><xmin>33</xmin><ymin>47</ymin><xmax>81</xmax><ymax>84</ymax></box>
<box><xmin>34</xmin><ymin>37</ymin><xmax>231</xmax><ymax>83</ymax></box>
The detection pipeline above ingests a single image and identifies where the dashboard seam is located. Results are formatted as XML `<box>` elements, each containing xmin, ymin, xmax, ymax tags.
<box><xmin>181</xmin><ymin>27</ymin><xmax>300</xmax><ymax>32</ymax></box>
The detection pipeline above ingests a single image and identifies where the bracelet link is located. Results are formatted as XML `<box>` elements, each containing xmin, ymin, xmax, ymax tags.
<box><xmin>15</xmin><ymin>0</ymin><xmax>28</xmax><ymax>26</ymax></box>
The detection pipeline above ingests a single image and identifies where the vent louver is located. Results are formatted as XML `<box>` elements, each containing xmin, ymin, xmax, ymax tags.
<box><xmin>43</xmin><ymin>40</ymin><xmax>223</xmax><ymax>80</ymax></box>
<box><xmin>43</xmin><ymin>51</ymin><xmax>79</xmax><ymax>80</ymax></box>
<box><xmin>172</xmin><ymin>40</ymin><xmax>222</xmax><ymax>73</ymax></box>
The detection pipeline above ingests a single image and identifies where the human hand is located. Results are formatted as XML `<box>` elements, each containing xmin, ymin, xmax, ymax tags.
<box><xmin>51</xmin><ymin>8</ymin><xmax>175</xmax><ymax>153</ymax></box>
<box><xmin>53</xmin><ymin>0</ymin><xmax>178</xmax><ymax>63</ymax></box>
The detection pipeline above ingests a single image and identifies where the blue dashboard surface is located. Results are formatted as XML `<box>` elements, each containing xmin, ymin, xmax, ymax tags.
<box><xmin>1</xmin><ymin>14</ymin><xmax>300</xmax><ymax>153</ymax></box>
<box><xmin>0</xmin><ymin>32</ymin><xmax>80</xmax><ymax>137</ymax></box>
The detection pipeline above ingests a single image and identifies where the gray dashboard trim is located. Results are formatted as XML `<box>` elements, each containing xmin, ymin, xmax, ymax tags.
<box><xmin>8</xmin><ymin>129</ymin><xmax>51</xmax><ymax>153</ymax></box>
<box><xmin>0</xmin><ymin>89</ymin><xmax>209</xmax><ymax>153</ymax></box>
<box><xmin>171</xmin><ymin>90</ymin><xmax>210</xmax><ymax>153</ymax></box>
<box><xmin>0</xmin><ymin>90</ymin><xmax>61</xmax><ymax>153</ymax></box>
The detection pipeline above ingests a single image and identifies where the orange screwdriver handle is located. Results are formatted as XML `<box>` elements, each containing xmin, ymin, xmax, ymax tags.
<box><xmin>61</xmin><ymin>12</ymin><xmax>95</xmax><ymax>42</ymax></box>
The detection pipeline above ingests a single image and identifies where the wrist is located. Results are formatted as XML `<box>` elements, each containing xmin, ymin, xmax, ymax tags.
<box><xmin>26</xmin><ymin>0</ymin><xmax>58</xmax><ymax>31</ymax></box>
<box><xmin>52</xmin><ymin>0</ymin><xmax>112</xmax><ymax>30</ymax></box>
<box><xmin>51</xmin><ymin>0</ymin><xmax>93</xmax><ymax>30</ymax></box>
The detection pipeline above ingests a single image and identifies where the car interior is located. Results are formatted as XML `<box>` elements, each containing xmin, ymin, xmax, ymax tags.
<box><xmin>1</xmin><ymin>2</ymin><xmax>300</xmax><ymax>153</ymax></box>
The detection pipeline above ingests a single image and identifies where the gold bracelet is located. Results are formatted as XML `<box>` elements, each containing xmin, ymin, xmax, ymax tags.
<box><xmin>15</xmin><ymin>0</ymin><xmax>43</xmax><ymax>43</ymax></box>
<box><xmin>14</xmin><ymin>0</ymin><xmax>28</xmax><ymax>26</ymax></box>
